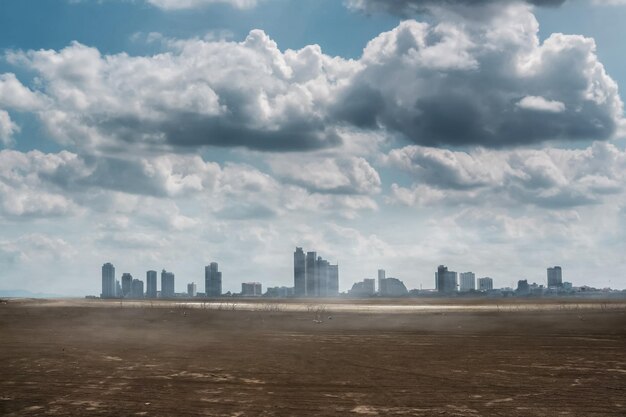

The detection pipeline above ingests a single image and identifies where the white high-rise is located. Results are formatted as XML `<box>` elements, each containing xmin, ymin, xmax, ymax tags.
<box><xmin>459</xmin><ymin>272</ymin><xmax>476</xmax><ymax>292</ymax></box>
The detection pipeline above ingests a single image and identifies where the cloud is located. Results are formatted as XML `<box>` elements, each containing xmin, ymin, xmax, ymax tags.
<box><xmin>333</xmin><ymin>6</ymin><xmax>624</xmax><ymax>147</ymax></box>
<box><xmin>0</xmin><ymin>73</ymin><xmax>45</xmax><ymax>111</ymax></box>
<box><xmin>5</xmin><ymin>4</ymin><xmax>622</xmax><ymax>152</ymax></box>
<box><xmin>386</xmin><ymin>141</ymin><xmax>626</xmax><ymax>209</ymax></box>
<box><xmin>6</xmin><ymin>33</ymin><xmax>355</xmax><ymax>152</ymax></box>
<box><xmin>0</xmin><ymin>111</ymin><xmax>19</xmax><ymax>146</ymax></box>
<box><xmin>268</xmin><ymin>155</ymin><xmax>381</xmax><ymax>194</ymax></box>
<box><xmin>345</xmin><ymin>0</ymin><xmax>566</xmax><ymax>16</ymax></box>
<box><xmin>517</xmin><ymin>96</ymin><xmax>566</xmax><ymax>113</ymax></box>
<box><xmin>0</xmin><ymin>150</ymin><xmax>81</xmax><ymax>217</ymax></box>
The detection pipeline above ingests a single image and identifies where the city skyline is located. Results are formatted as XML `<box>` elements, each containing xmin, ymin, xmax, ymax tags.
<box><xmin>3</xmin><ymin>0</ymin><xmax>626</xmax><ymax>296</ymax></box>
<box><xmin>99</xmin><ymin>254</ymin><xmax>623</xmax><ymax>300</ymax></box>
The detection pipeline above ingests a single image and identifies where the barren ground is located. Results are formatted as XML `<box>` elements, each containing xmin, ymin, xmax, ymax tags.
<box><xmin>1</xmin><ymin>299</ymin><xmax>625</xmax><ymax>416</ymax></box>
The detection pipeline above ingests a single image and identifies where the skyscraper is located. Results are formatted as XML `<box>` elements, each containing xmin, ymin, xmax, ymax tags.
<box><xmin>377</xmin><ymin>269</ymin><xmax>386</xmax><ymax>295</ymax></box>
<box><xmin>327</xmin><ymin>264</ymin><xmax>339</xmax><ymax>296</ymax></box>
<box><xmin>295</xmin><ymin>248</ymin><xmax>339</xmax><ymax>298</ymax></box>
<box><xmin>101</xmin><ymin>262</ymin><xmax>116</xmax><ymax>299</ymax></box>
<box><xmin>131</xmin><ymin>279</ymin><xmax>144</xmax><ymax>298</ymax></box>
<box><xmin>294</xmin><ymin>247</ymin><xmax>306</xmax><ymax>297</ymax></box>
<box><xmin>306</xmin><ymin>251</ymin><xmax>318</xmax><ymax>297</ymax></box>
<box><xmin>547</xmin><ymin>266</ymin><xmax>563</xmax><ymax>288</ymax></box>
<box><xmin>205</xmin><ymin>262</ymin><xmax>222</xmax><ymax>297</ymax></box>
<box><xmin>146</xmin><ymin>270</ymin><xmax>157</xmax><ymax>298</ymax></box>
<box><xmin>459</xmin><ymin>272</ymin><xmax>476</xmax><ymax>292</ymax></box>
<box><xmin>161</xmin><ymin>269</ymin><xmax>175</xmax><ymax>298</ymax></box>
<box><xmin>478</xmin><ymin>277</ymin><xmax>494</xmax><ymax>291</ymax></box>
<box><xmin>121</xmin><ymin>273</ymin><xmax>133</xmax><ymax>298</ymax></box>
<box><xmin>187</xmin><ymin>282</ymin><xmax>197</xmax><ymax>297</ymax></box>
<box><xmin>436</xmin><ymin>265</ymin><xmax>457</xmax><ymax>293</ymax></box>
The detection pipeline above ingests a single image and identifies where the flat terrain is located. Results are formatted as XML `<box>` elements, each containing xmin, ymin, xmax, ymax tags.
<box><xmin>1</xmin><ymin>299</ymin><xmax>625</xmax><ymax>416</ymax></box>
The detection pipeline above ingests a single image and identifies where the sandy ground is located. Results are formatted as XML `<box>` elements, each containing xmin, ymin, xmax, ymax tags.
<box><xmin>1</xmin><ymin>299</ymin><xmax>625</xmax><ymax>416</ymax></box>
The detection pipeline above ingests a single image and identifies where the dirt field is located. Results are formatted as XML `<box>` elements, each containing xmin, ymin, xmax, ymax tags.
<box><xmin>1</xmin><ymin>299</ymin><xmax>625</xmax><ymax>416</ymax></box>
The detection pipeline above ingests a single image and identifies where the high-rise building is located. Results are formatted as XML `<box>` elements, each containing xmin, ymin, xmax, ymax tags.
<box><xmin>306</xmin><ymin>251</ymin><xmax>318</xmax><ymax>297</ymax></box>
<box><xmin>478</xmin><ymin>277</ymin><xmax>494</xmax><ymax>291</ymax></box>
<box><xmin>317</xmin><ymin>257</ymin><xmax>330</xmax><ymax>297</ymax></box>
<box><xmin>146</xmin><ymin>270</ymin><xmax>157</xmax><ymax>298</ymax></box>
<box><xmin>547</xmin><ymin>266</ymin><xmax>563</xmax><ymax>288</ymax></box>
<box><xmin>241</xmin><ymin>282</ymin><xmax>262</xmax><ymax>296</ymax></box>
<box><xmin>377</xmin><ymin>269</ymin><xmax>386</xmax><ymax>295</ymax></box>
<box><xmin>459</xmin><ymin>272</ymin><xmax>476</xmax><ymax>292</ymax></box>
<box><xmin>131</xmin><ymin>279</ymin><xmax>144</xmax><ymax>298</ymax></box>
<box><xmin>436</xmin><ymin>265</ymin><xmax>457</xmax><ymax>293</ymax></box>
<box><xmin>205</xmin><ymin>262</ymin><xmax>222</xmax><ymax>297</ymax></box>
<box><xmin>101</xmin><ymin>263</ymin><xmax>116</xmax><ymax>299</ymax></box>
<box><xmin>121</xmin><ymin>273</ymin><xmax>133</xmax><ymax>298</ymax></box>
<box><xmin>294</xmin><ymin>248</ymin><xmax>339</xmax><ymax>298</ymax></box>
<box><xmin>294</xmin><ymin>247</ymin><xmax>306</xmax><ymax>297</ymax></box>
<box><xmin>327</xmin><ymin>264</ymin><xmax>339</xmax><ymax>296</ymax></box>
<box><xmin>187</xmin><ymin>282</ymin><xmax>197</xmax><ymax>297</ymax></box>
<box><xmin>161</xmin><ymin>269</ymin><xmax>175</xmax><ymax>298</ymax></box>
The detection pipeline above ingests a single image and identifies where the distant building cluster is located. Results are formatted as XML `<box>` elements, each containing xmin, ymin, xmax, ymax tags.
<box><xmin>101</xmin><ymin>262</ymin><xmax>226</xmax><ymax>299</ymax></box>
<box><xmin>98</xmin><ymin>252</ymin><xmax>614</xmax><ymax>300</ymax></box>
<box><xmin>293</xmin><ymin>247</ymin><xmax>339</xmax><ymax>297</ymax></box>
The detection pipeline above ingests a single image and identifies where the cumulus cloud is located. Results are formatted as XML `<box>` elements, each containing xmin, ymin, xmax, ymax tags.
<box><xmin>0</xmin><ymin>150</ymin><xmax>81</xmax><ymax>217</ymax></box>
<box><xmin>334</xmin><ymin>6</ymin><xmax>624</xmax><ymax>147</ymax></box>
<box><xmin>6</xmin><ymin>33</ymin><xmax>354</xmax><ymax>152</ymax></box>
<box><xmin>268</xmin><ymin>155</ymin><xmax>381</xmax><ymax>194</ymax></box>
<box><xmin>517</xmin><ymin>96</ymin><xmax>566</xmax><ymax>113</ymax></box>
<box><xmin>4</xmin><ymin>4</ymin><xmax>622</xmax><ymax>153</ymax></box>
<box><xmin>0</xmin><ymin>111</ymin><xmax>19</xmax><ymax>146</ymax></box>
<box><xmin>0</xmin><ymin>73</ymin><xmax>45</xmax><ymax>111</ymax></box>
<box><xmin>385</xmin><ymin>141</ymin><xmax>626</xmax><ymax>208</ymax></box>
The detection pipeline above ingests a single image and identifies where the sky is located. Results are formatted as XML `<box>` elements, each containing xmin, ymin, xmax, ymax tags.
<box><xmin>1</xmin><ymin>0</ymin><xmax>626</xmax><ymax>296</ymax></box>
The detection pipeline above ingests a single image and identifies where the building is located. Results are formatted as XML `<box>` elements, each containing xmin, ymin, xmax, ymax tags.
<box><xmin>293</xmin><ymin>248</ymin><xmax>339</xmax><ymax>298</ymax></box>
<box><xmin>377</xmin><ymin>269</ymin><xmax>386</xmax><ymax>295</ymax></box>
<box><xmin>146</xmin><ymin>270</ymin><xmax>157</xmax><ymax>298</ymax></box>
<box><xmin>516</xmin><ymin>279</ymin><xmax>530</xmax><ymax>295</ymax></box>
<box><xmin>547</xmin><ymin>266</ymin><xmax>563</xmax><ymax>288</ymax></box>
<box><xmin>242</xmin><ymin>282</ymin><xmax>262</xmax><ymax>296</ymax></box>
<box><xmin>349</xmin><ymin>279</ymin><xmax>376</xmax><ymax>297</ymax></box>
<box><xmin>459</xmin><ymin>272</ymin><xmax>476</xmax><ymax>292</ymax></box>
<box><xmin>205</xmin><ymin>262</ymin><xmax>222</xmax><ymax>297</ymax></box>
<box><xmin>294</xmin><ymin>247</ymin><xmax>306</xmax><ymax>297</ymax></box>
<box><xmin>116</xmin><ymin>280</ymin><xmax>122</xmax><ymax>297</ymax></box>
<box><xmin>187</xmin><ymin>282</ymin><xmax>197</xmax><ymax>297</ymax></box>
<box><xmin>436</xmin><ymin>265</ymin><xmax>457</xmax><ymax>293</ymax></box>
<box><xmin>380</xmin><ymin>277</ymin><xmax>408</xmax><ymax>297</ymax></box>
<box><xmin>131</xmin><ymin>279</ymin><xmax>144</xmax><ymax>298</ymax></box>
<box><xmin>478</xmin><ymin>277</ymin><xmax>494</xmax><ymax>291</ymax></box>
<box><xmin>101</xmin><ymin>262</ymin><xmax>116</xmax><ymax>299</ymax></box>
<box><xmin>121</xmin><ymin>273</ymin><xmax>133</xmax><ymax>298</ymax></box>
<box><xmin>305</xmin><ymin>251</ymin><xmax>318</xmax><ymax>296</ymax></box>
<box><xmin>265</xmin><ymin>286</ymin><xmax>295</xmax><ymax>298</ymax></box>
<box><xmin>161</xmin><ymin>269</ymin><xmax>175</xmax><ymax>298</ymax></box>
